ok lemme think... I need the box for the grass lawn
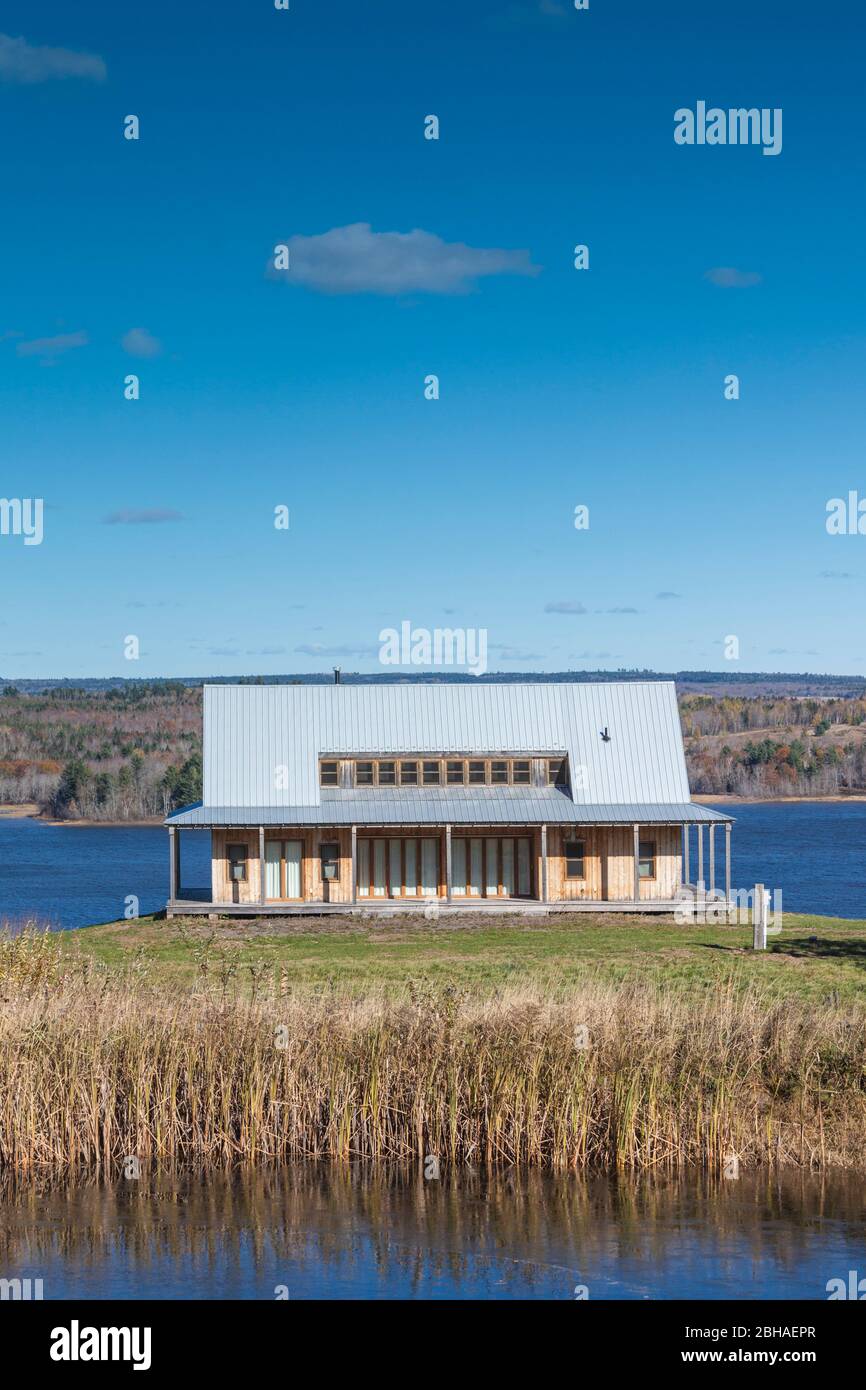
[61,910,866,1004]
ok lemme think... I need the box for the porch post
[633,823,640,904]
[540,825,548,903]
[168,825,177,902]
[709,823,716,894]
[697,824,704,889]
[258,825,265,906]
[725,822,732,904]
[350,824,357,904]
[682,823,690,885]
[445,825,452,903]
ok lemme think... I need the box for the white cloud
[0,33,106,83]
[704,267,762,289]
[121,328,162,358]
[16,330,88,363]
[103,509,183,525]
[545,601,587,614]
[295,642,378,657]
[269,223,540,296]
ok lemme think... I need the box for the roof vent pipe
[334,667,341,685]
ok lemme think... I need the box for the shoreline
[694,793,866,805]
[0,805,162,827]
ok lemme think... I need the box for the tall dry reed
[0,931,864,1174]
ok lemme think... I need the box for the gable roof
[197,681,695,809]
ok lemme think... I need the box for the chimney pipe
[334,667,341,685]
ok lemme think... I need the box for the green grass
[59,911,866,1005]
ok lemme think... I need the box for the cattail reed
[0,928,864,1175]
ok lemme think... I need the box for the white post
[753,883,767,950]
[445,824,452,903]
[697,824,704,891]
[725,822,731,906]
[351,825,357,905]
[709,823,716,894]
[168,826,177,902]
[259,826,266,906]
[682,823,690,886]
[633,823,640,904]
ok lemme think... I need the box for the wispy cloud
[103,509,184,525]
[656,591,682,600]
[295,641,379,657]
[704,266,762,289]
[268,223,540,296]
[121,327,162,358]
[819,570,852,579]
[598,606,639,615]
[0,33,106,84]
[544,601,587,615]
[16,330,87,364]
[488,643,543,661]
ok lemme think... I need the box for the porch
[165,817,734,917]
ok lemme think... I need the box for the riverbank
[4,937,866,1175]
[694,792,866,804]
[2,917,864,1174]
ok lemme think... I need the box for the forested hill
[1,682,865,820]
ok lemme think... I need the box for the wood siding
[547,825,681,902]
[211,828,352,905]
[206,824,682,905]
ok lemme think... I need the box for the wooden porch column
[633,823,640,904]
[445,824,452,903]
[725,822,732,904]
[682,823,690,886]
[709,823,716,894]
[258,826,265,905]
[168,825,177,902]
[697,824,704,889]
[350,825,357,904]
[540,825,548,903]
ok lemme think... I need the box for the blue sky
[1,0,864,679]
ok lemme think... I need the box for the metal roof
[166,791,731,828]
[198,681,695,810]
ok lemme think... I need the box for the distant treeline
[0,684,202,820]
[1,685,865,818]
[681,694,866,796]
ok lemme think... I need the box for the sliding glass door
[357,836,440,898]
[264,839,303,900]
[452,836,533,898]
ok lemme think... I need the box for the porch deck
[166,894,734,919]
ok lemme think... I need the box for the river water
[1,1168,862,1300]
[0,801,863,928]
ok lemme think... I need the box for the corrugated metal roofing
[167,793,731,828]
[199,681,694,809]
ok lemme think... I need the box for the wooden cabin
[165,681,733,916]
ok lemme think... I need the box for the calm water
[1,1168,863,1300]
[0,802,863,929]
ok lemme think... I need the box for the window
[490,760,508,784]
[446,759,466,784]
[355,761,374,786]
[320,761,339,787]
[468,759,487,784]
[227,843,248,882]
[422,760,441,785]
[378,761,396,786]
[639,840,656,880]
[320,842,340,881]
[548,757,566,786]
[512,759,530,784]
[400,760,418,786]
[564,839,585,879]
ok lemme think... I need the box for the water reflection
[1,1167,863,1299]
